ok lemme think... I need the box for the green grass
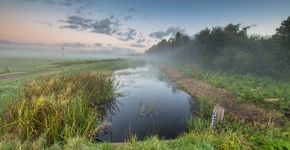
[0,58,144,112]
[1,59,289,149]
[1,72,116,146]
[0,57,66,74]
[171,63,290,113]
[0,58,146,149]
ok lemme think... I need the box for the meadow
[0,58,289,149]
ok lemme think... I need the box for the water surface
[98,65,195,142]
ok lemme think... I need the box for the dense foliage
[146,16,290,78]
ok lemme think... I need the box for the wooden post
[211,105,225,129]
[5,66,10,73]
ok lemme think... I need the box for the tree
[275,16,290,65]
[276,16,290,49]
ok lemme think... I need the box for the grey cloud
[94,42,103,47]
[91,18,119,35]
[54,42,87,48]
[143,15,150,19]
[60,0,93,6]
[36,20,53,28]
[131,43,145,48]
[60,15,138,41]
[22,0,53,4]
[0,39,45,46]
[22,0,92,6]
[0,39,92,49]
[60,15,93,30]
[128,8,138,12]
[75,1,96,14]
[60,15,120,35]
[136,38,146,43]
[117,28,137,41]
[0,39,13,45]
[124,15,133,21]
[149,27,185,39]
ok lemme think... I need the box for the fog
[0,45,139,60]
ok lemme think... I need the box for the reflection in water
[136,101,157,118]
[97,65,196,142]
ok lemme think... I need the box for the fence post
[211,105,225,129]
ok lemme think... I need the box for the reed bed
[1,72,116,146]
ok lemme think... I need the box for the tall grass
[1,72,116,146]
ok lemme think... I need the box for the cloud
[36,20,53,28]
[149,27,185,39]
[0,39,13,45]
[124,15,133,21]
[0,39,45,46]
[117,28,137,41]
[91,18,119,35]
[22,0,93,7]
[75,1,97,15]
[136,37,146,43]
[60,15,141,42]
[131,43,145,48]
[60,0,93,6]
[0,39,91,49]
[22,0,54,4]
[60,16,93,30]
[55,42,87,48]
[128,8,138,12]
[60,15,119,35]
[94,42,103,47]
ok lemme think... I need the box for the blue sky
[0,0,289,53]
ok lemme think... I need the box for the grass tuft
[2,72,116,146]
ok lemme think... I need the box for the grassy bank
[1,72,115,146]
[0,58,144,113]
[154,63,290,149]
[0,58,146,149]
[171,63,290,116]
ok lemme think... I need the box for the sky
[0,0,290,54]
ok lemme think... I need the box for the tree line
[145,16,290,78]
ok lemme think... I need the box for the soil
[159,64,287,127]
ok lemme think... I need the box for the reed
[2,72,116,145]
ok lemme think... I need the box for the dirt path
[159,64,286,127]
[0,70,56,82]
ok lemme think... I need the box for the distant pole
[5,66,10,73]
[61,47,64,57]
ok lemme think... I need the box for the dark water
[98,65,195,142]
